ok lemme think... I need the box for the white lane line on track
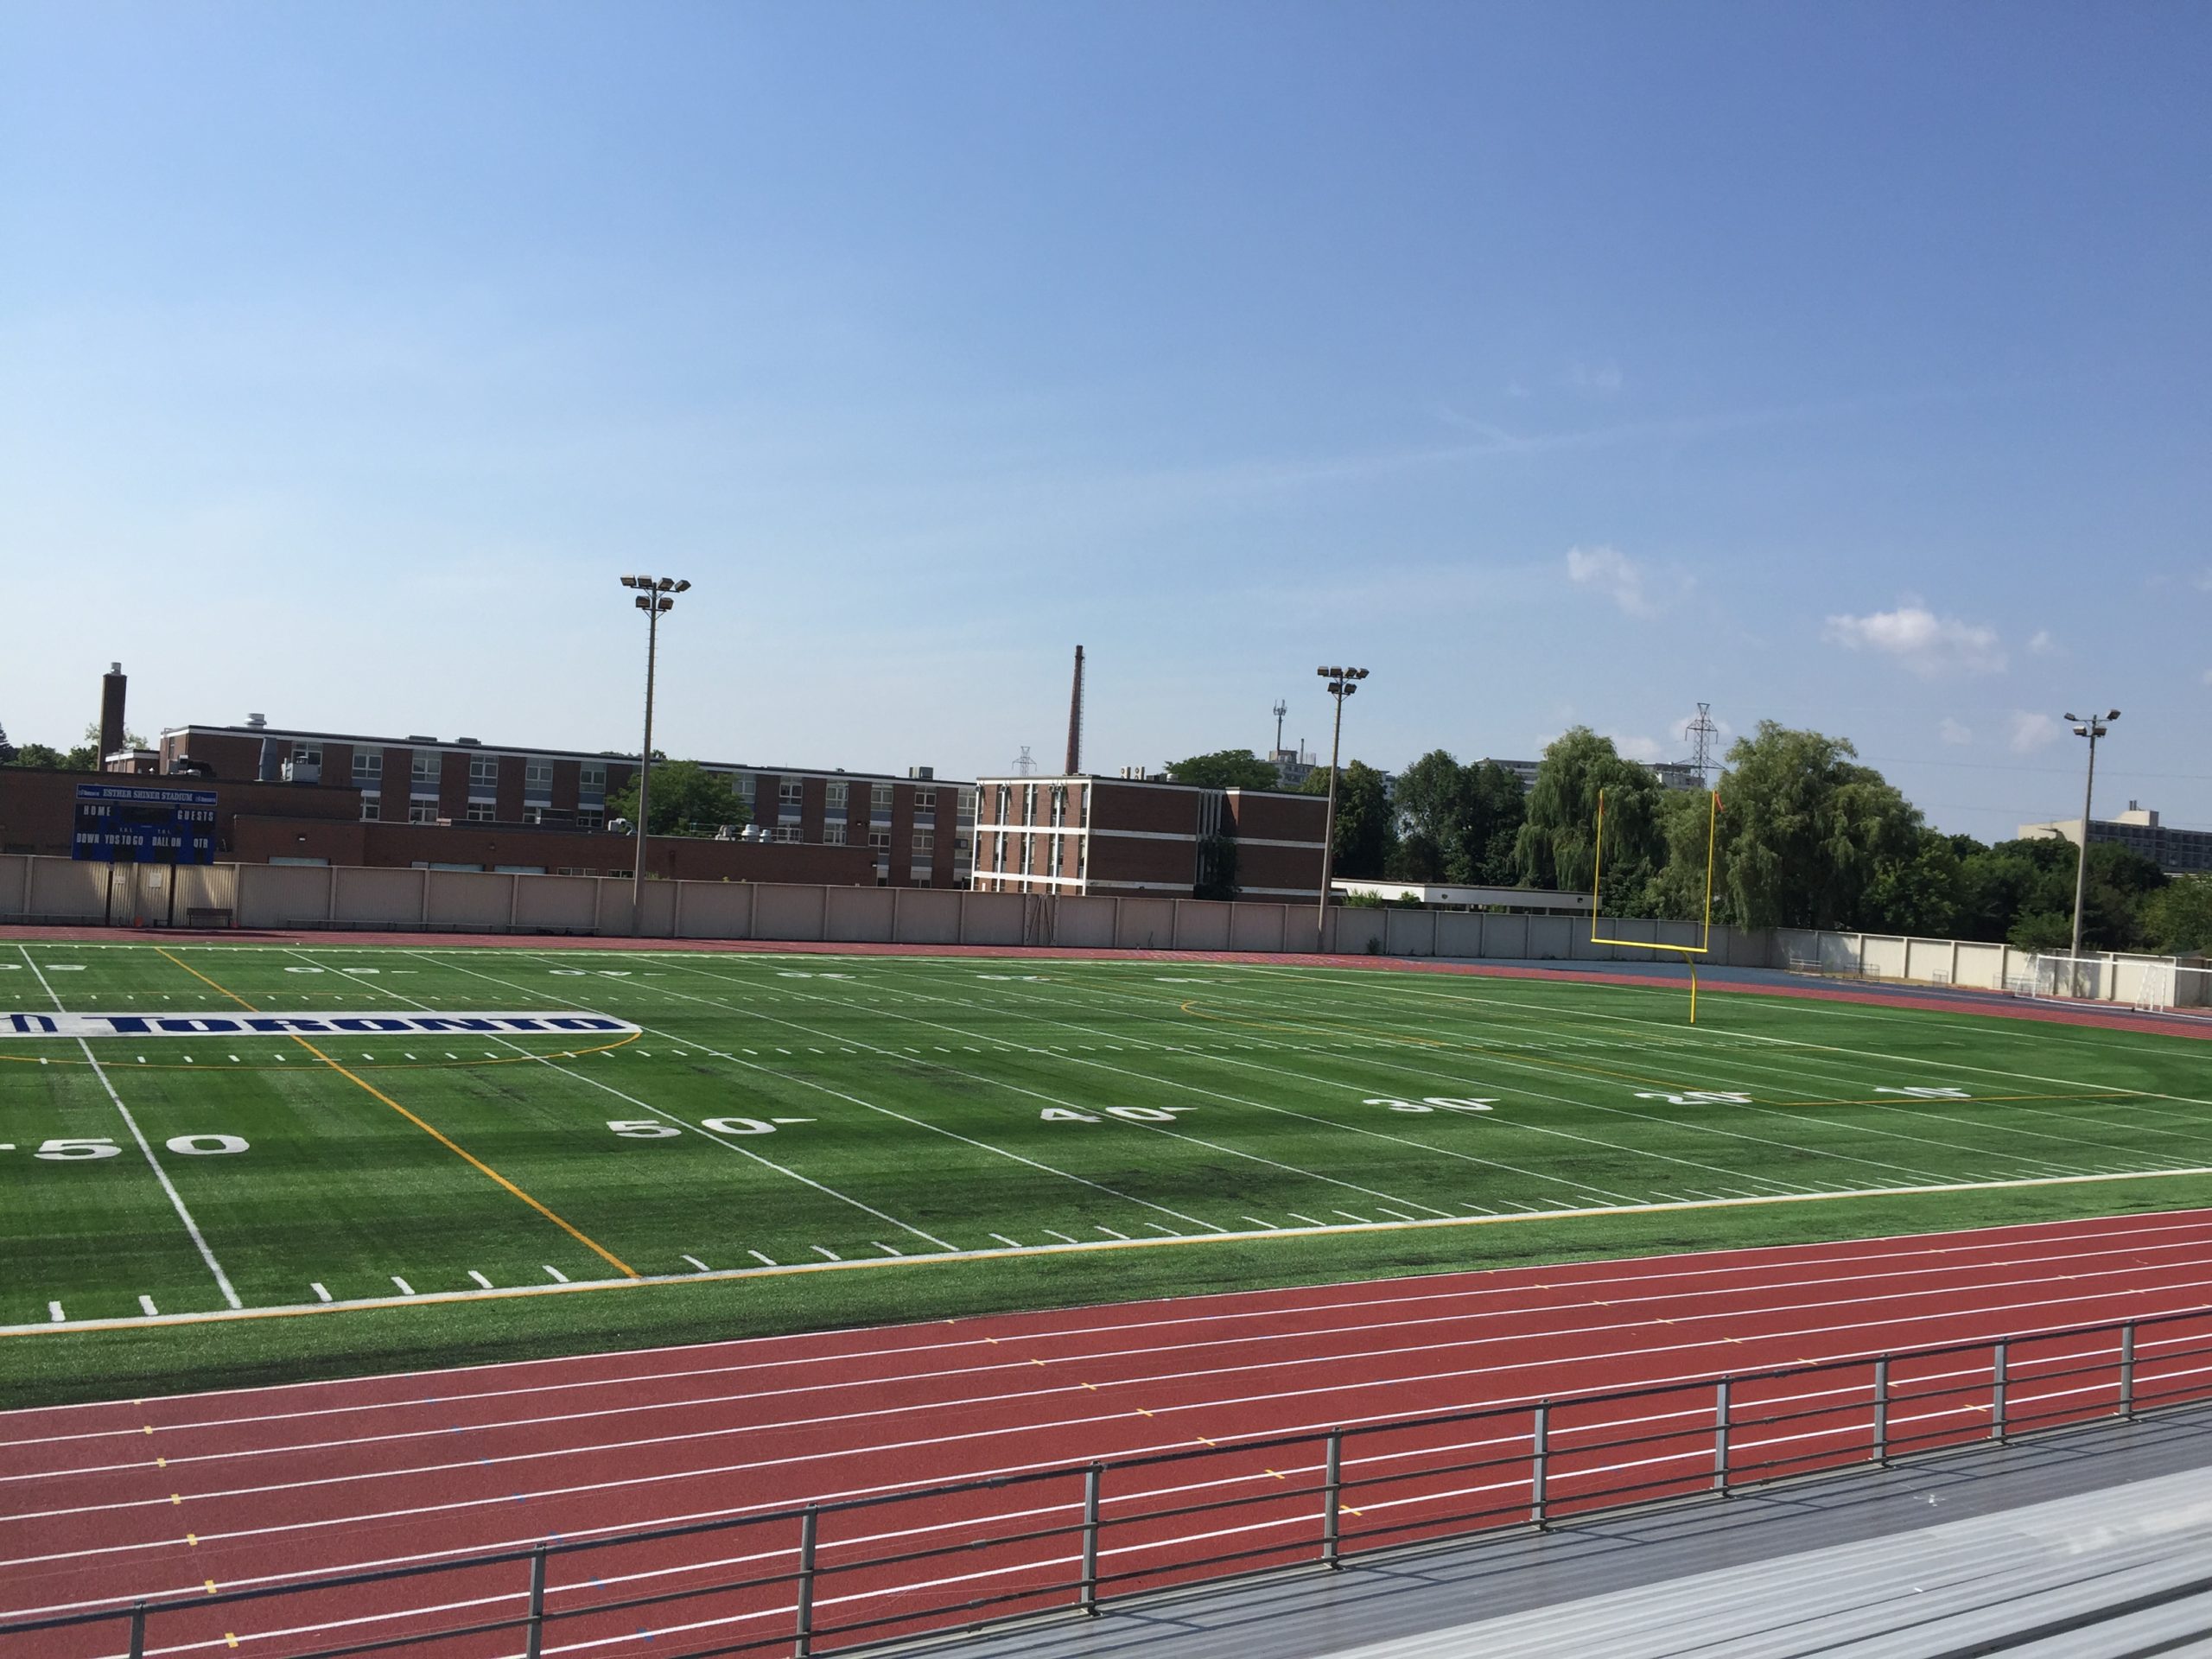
[13,1270,2211,1539]
[18,1243,2192,1484]
[23,1341,2209,1624]
[14,1206,2212,1442]
[17,944,244,1313]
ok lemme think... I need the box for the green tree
[1300,760,1395,877]
[1513,728,1662,901]
[3,741,71,769]
[1861,828,1965,938]
[65,720,148,769]
[2142,876,2212,955]
[603,761,751,838]
[1166,749,1283,790]
[1705,722,1920,929]
[1389,751,1528,886]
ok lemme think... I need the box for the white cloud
[1821,605,2006,677]
[1566,544,1655,615]
[1567,360,1624,397]
[1939,716,1974,746]
[2009,711,2063,754]
[2028,629,2056,654]
[2202,668,2212,686]
[1612,733,1668,763]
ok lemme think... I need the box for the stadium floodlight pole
[2063,708,2119,963]
[620,575,690,934]
[1314,666,1369,950]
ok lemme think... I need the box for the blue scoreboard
[73,783,219,864]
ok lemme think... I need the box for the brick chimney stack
[99,662,127,762]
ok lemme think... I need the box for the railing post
[1322,1429,1344,1568]
[129,1603,147,1659]
[524,1543,547,1659]
[1872,1357,1891,1466]
[1713,1378,1732,1494]
[794,1505,818,1657]
[2121,1322,2137,1418]
[1993,1339,2008,1443]
[1081,1463,1103,1615]
[1531,1402,1551,1529]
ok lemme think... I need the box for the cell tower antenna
[1686,702,1720,786]
[1271,698,1287,754]
[1065,645,1085,775]
[1014,745,1036,778]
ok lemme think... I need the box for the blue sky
[3,2,2207,842]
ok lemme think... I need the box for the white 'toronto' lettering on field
[0,1011,639,1039]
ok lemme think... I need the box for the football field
[5,938,2212,1398]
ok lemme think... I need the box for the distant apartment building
[157,720,976,887]
[969,773,1327,899]
[1484,757,1706,792]
[2018,803,2212,876]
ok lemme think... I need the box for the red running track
[8,1208,2212,1657]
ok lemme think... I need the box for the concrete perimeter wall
[0,855,2196,1006]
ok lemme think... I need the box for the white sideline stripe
[18,944,243,1312]
[12,1204,2211,1438]
[11,1274,2208,1541]
[11,1172,2212,1342]
[15,1243,2187,1478]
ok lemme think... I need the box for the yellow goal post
[1590,786,1720,1021]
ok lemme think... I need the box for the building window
[468,756,497,787]
[466,802,496,823]
[360,798,379,822]
[993,785,1009,822]
[823,823,846,845]
[868,829,891,850]
[408,803,436,824]
[913,830,934,854]
[779,779,802,804]
[914,788,936,810]
[772,824,802,843]
[412,752,438,785]
[1020,836,1033,874]
[871,784,892,815]
[956,836,969,854]
[522,806,543,825]
[578,809,604,831]
[992,835,1006,873]
[826,781,848,809]
[1023,784,1038,822]
[524,760,552,791]
[912,875,931,888]
[581,763,607,794]
[352,752,382,782]
[1050,835,1063,875]
[293,743,322,767]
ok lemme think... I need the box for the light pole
[1315,665,1369,950]
[2063,708,2119,966]
[620,574,690,933]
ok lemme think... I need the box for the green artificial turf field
[3,937,2210,1406]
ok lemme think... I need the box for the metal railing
[8,1303,2212,1659]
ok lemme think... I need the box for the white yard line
[17,944,242,1311]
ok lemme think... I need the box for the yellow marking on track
[187,1533,197,1546]
[156,1457,166,1467]
[1136,1408,1154,1418]
[171,1493,181,1505]
[152,947,639,1281]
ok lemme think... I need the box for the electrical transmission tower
[1014,745,1036,777]
[1685,702,1720,787]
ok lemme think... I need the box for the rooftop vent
[246,713,266,730]
[407,735,437,744]
[455,736,481,747]
[909,766,934,780]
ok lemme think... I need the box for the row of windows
[330,745,608,793]
[990,783,1087,827]
[988,831,1082,879]
[361,800,605,830]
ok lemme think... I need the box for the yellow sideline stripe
[153,947,639,1281]
[10,1163,2212,1338]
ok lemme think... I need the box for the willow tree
[1514,728,1663,903]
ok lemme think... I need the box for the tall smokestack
[99,662,127,763]
[1064,645,1084,776]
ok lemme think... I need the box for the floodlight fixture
[617,574,691,934]
[2063,705,2120,963]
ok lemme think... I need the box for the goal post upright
[1590,786,1720,1023]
